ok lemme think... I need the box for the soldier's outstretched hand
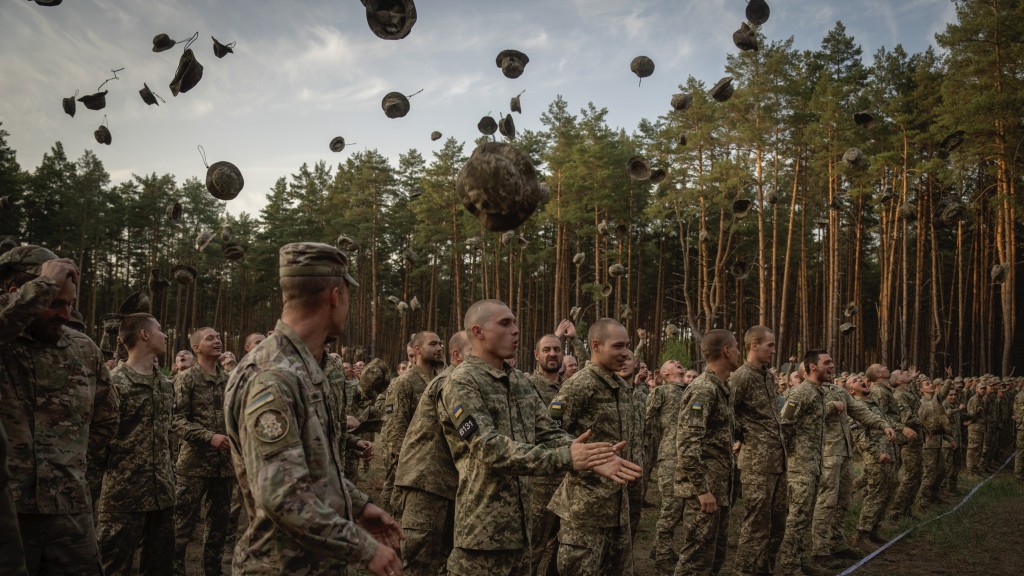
[591,445,643,485]
[569,429,616,470]
[358,503,405,549]
[366,543,403,576]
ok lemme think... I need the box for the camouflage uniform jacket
[224,320,376,574]
[919,394,950,449]
[893,386,923,445]
[630,383,648,474]
[674,368,736,504]
[381,364,435,457]
[941,399,963,447]
[528,369,565,489]
[439,355,574,550]
[1013,392,1024,432]
[548,363,640,529]
[729,361,785,474]
[869,381,906,431]
[821,383,889,458]
[394,365,458,500]
[99,365,175,512]
[849,396,893,462]
[0,286,118,514]
[173,363,233,477]
[780,379,826,477]
[966,394,986,425]
[645,380,687,464]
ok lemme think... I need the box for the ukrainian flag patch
[453,404,464,419]
[550,401,563,411]
[691,402,703,410]
[245,392,275,415]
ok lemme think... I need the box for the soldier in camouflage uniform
[548,319,643,576]
[965,380,988,474]
[890,370,924,519]
[97,313,175,576]
[172,326,236,576]
[393,331,472,576]
[645,359,690,570]
[846,374,895,551]
[671,329,739,576]
[555,319,587,369]
[775,350,834,576]
[0,246,119,576]
[562,355,580,379]
[224,242,403,576]
[382,331,444,514]
[728,326,788,576]
[322,353,375,484]
[439,300,641,576]
[1013,387,1024,482]
[811,373,893,566]
[525,332,567,576]
[915,378,951,511]
[615,346,648,547]
[941,387,965,492]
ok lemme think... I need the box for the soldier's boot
[833,547,865,561]
[801,558,834,576]
[868,529,888,545]
[851,531,878,553]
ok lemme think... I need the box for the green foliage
[659,338,694,369]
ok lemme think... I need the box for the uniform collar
[117,364,164,388]
[274,319,326,385]
[586,362,625,390]
[464,354,513,380]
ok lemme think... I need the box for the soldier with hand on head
[890,369,924,520]
[0,246,119,576]
[225,242,404,576]
[97,313,175,576]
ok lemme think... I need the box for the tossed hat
[730,260,750,280]
[408,186,424,199]
[386,295,400,307]
[511,90,524,113]
[598,219,609,235]
[199,146,244,201]
[358,357,390,397]
[664,323,680,337]
[496,49,530,79]
[699,229,709,243]
[619,305,632,321]
[409,295,421,311]
[430,130,442,141]
[397,300,409,314]
[898,202,918,221]
[732,198,753,218]
[78,91,108,111]
[733,22,758,52]
[0,235,17,255]
[456,142,545,232]
[843,147,864,167]
[843,302,858,317]
[677,133,688,147]
[477,115,498,136]
[746,0,770,25]
[62,90,77,117]
[573,252,585,266]
[139,83,165,106]
[710,77,734,102]
[991,263,1009,283]
[279,241,359,287]
[119,290,151,315]
[499,115,516,140]
[569,305,583,324]
[853,111,874,126]
[195,230,214,251]
[0,244,58,279]
[465,236,481,247]
[941,201,965,225]
[650,168,667,184]
[362,0,417,40]
[330,136,347,153]
[764,187,778,205]
[671,93,693,111]
[220,225,233,242]
[166,201,183,221]
[170,263,198,285]
[32,0,64,5]
[608,263,625,277]
[630,56,655,83]
[839,322,857,335]
[402,245,417,263]
[879,187,896,203]
[148,268,170,292]
[627,156,651,180]
[336,234,356,252]
[169,41,204,96]
[599,283,613,298]
[222,241,246,261]
[940,129,965,152]
[382,90,419,118]
[152,33,177,52]
[212,36,235,58]
[94,122,112,146]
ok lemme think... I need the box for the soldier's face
[27,276,76,344]
[593,324,630,373]
[563,356,579,377]
[810,353,835,382]
[354,361,365,376]
[419,333,445,367]
[192,329,222,359]
[683,369,698,384]
[751,333,776,365]
[477,305,519,360]
[534,335,563,374]
[175,351,194,369]
[144,320,167,355]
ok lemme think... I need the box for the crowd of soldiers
[1,241,1023,576]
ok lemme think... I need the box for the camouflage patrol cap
[0,244,58,278]
[279,242,359,287]
[357,357,390,397]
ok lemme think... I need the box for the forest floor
[186,445,1023,576]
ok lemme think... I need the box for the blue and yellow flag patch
[245,392,275,415]
[550,401,563,411]
[691,402,703,410]
[452,404,464,419]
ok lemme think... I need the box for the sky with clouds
[2,0,958,217]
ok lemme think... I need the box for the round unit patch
[253,408,289,442]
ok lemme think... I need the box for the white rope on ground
[837,452,1017,575]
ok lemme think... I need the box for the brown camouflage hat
[671,93,693,111]
[649,168,667,184]
[382,91,411,118]
[431,130,442,141]
[171,263,198,285]
[0,244,58,278]
[149,268,170,292]
[358,357,390,397]
[94,124,112,145]
[733,198,753,218]
[496,49,530,79]
[456,142,546,231]
[853,111,874,126]
[730,260,750,280]
[212,36,235,58]
[139,83,164,106]
[511,90,524,113]
[746,0,770,25]
[152,33,177,52]
[169,48,204,96]
[733,22,758,51]
[839,322,856,335]
[710,77,734,102]
[627,156,651,180]
[279,242,359,287]
[118,290,151,315]
[330,136,347,153]
[499,115,516,140]
[206,161,244,201]
[77,90,108,110]
[630,56,655,81]
[477,115,498,136]
[991,263,1009,283]
[362,0,417,40]
[62,91,76,117]
[166,201,183,220]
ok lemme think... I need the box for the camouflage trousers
[396,487,455,576]
[1015,430,1024,481]
[653,460,685,567]
[890,442,922,517]
[775,472,819,575]
[0,485,27,576]
[965,424,985,473]
[530,480,561,576]
[855,459,896,534]
[380,453,398,515]
[734,470,787,576]
[556,520,632,576]
[916,446,944,507]
[628,474,644,544]
[97,507,173,576]
[941,444,961,491]
[19,512,102,576]
[446,547,529,576]
[672,498,730,576]
[173,476,234,576]
[811,456,853,557]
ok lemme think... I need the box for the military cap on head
[279,242,359,287]
[0,244,58,278]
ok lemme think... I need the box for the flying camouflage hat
[139,83,164,106]
[78,91,108,111]
[627,156,651,180]
[573,252,585,266]
[171,263,198,285]
[746,0,770,25]
[499,115,516,140]
[169,48,204,96]
[854,111,874,126]
[710,77,734,102]
[671,93,693,111]
[62,91,77,117]
[456,142,546,232]
[165,201,182,221]
[991,263,1009,283]
[839,322,857,335]
[149,268,170,292]
[608,263,625,277]
[730,260,750,280]
[511,91,524,113]
[843,301,858,317]
[330,136,347,153]
[206,161,244,201]
[733,22,758,52]
[430,130,442,141]
[477,115,498,136]
[222,241,246,261]
[94,124,112,145]
[898,202,918,221]
[119,290,151,315]
[212,37,235,58]
[496,49,529,79]
[733,198,753,218]
[362,0,417,40]
[0,244,58,280]
[152,33,177,52]
[940,129,965,152]
[279,242,359,287]
[677,133,688,147]
[649,168,667,184]
[843,147,865,168]
[358,357,390,397]
[630,56,655,82]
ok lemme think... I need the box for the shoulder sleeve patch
[456,414,478,440]
[252,408,289,443]
[245,391,275,415]
[781,399,798,420]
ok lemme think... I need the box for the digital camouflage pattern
[851,394,897,536]
[644,379,687,567]
[439,354,574,554]
[941,396,964,490]
[891,385,923,517]
[917,393,950,507]
[0,276,59,342]
[225,320,378,574]
[382,364,435,458]
[555,520,631,576]
[627,382,646,545]
[728,361,787,576]
[526,369,564,574]
[966,392,987,473]
[172,363,233,477]
[0,419,28,576]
